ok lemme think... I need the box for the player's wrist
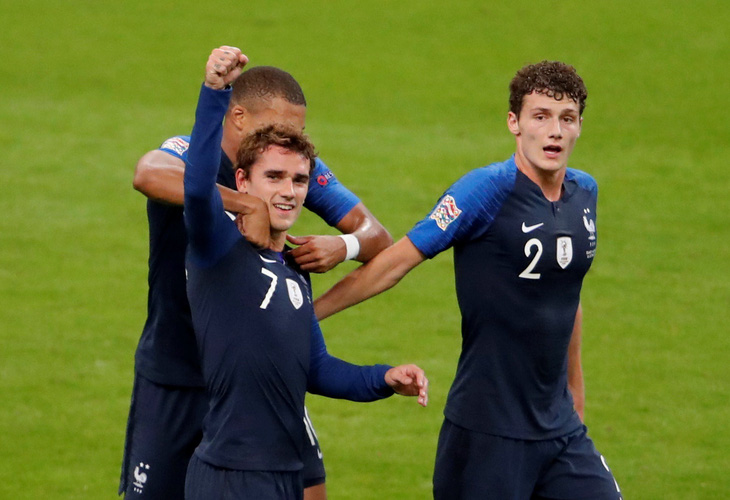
[338,234,360,261]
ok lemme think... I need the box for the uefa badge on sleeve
[429,195,462,231]
[557,236,573,269]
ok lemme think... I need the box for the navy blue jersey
[134,129,359,388]
[184,84,393,471]
[408,156,597,440]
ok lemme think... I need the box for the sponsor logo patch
[160,137,189,156]
[429,195,462,231]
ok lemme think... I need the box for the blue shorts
[119,373,325,497]
[186,454,303,500]
[433,419,622,500]
[119,373,207,498]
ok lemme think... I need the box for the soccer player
[314,61,622,499]
[120,63,392,499]
[182,46,427,499]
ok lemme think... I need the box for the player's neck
[269,231,287,252]
[514,155,566,202]
[221,130,238,164]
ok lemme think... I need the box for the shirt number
[519,238,542,280]
[260,268,278,309]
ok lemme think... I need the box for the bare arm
[567,302,585,422]
[133,149,271,248]
[314,236,425,321]
[287,202,394,273]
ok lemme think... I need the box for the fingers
[286,234,312,245]
[205,45,248,90]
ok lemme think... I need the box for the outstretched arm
[314,236,425,321]
[567,303,585,422]
[184,46,250,262]
[307,315,428,407]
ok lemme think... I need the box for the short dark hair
[231,66,306,113]
[235,124,316,178]
[509,61,587,117]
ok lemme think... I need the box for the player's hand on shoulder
[205,45,249,90]
[286,234,347,273]
[385,364,429,408]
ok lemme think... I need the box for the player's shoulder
[565,167,598,193]
[453,157,518,194]
[159,135,191,158]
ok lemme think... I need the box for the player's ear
[228,105,247,131]
[507,111,520,136]
[235,168,248,193]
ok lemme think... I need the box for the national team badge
[583,208,596,241]
[557,237,573,269]
[286,278,304,309]
[429,195,462,231]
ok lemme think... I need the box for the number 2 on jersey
[519,238,542,280]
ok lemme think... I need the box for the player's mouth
[273,203,295,212]
[543,144,563,158]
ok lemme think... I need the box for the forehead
[521,91,580,115]
[250,98,306,128]
[251,145,310,176]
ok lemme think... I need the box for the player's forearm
[351,220,393,262]
[185,85,231,200]
[335,203,393,263]
[307,316,394,401]
[184,84,232,257]
[568,303,585,421]
[314,246,408,320]
[133,154,245,211]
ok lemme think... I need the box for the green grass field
[1,1,728,498]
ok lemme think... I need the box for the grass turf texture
[1,1,728,498]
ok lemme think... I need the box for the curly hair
[235,124,316,177]
[509,61,587,117]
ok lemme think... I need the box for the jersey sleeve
[183,84,240,266]
[159,135,192,161]
[407,165,514,258]
[307,314,394,401]
[303,158,361,227]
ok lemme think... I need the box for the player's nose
[278,178,295,198]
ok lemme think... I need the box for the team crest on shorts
[286,279,304,309]
[430,195,462,231]
[160,137,189,156]
[557,236,573,269]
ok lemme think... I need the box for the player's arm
[287,202,393,273]
[314,236,425,321]
[134,146,269,248]
[567,302,585,422]
[184,47,250,262]
[307,315,428,406]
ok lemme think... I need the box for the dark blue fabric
[433,420,621,500]
[184,84,393,471]
[408,156,597,440]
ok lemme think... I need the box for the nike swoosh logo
[259,255,277,264]
[522,222,544,233]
